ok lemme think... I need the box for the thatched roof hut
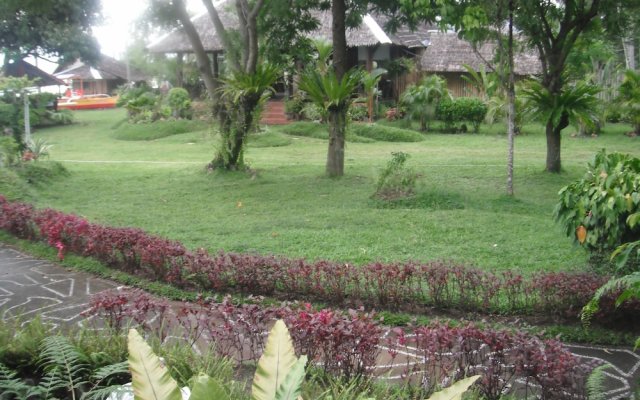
[54,55,147,95]
[147,7,432,54]
[420,32,541,76]
[3,59,65,86]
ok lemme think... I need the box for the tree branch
[236,0,249,70]
[171,0,218,97]
[201,0,242,71]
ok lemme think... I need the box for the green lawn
[25,108,640,272]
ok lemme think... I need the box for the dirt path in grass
[0,243,637,399]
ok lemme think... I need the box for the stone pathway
[0,243,638,398]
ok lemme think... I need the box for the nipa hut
[54,55,147,96]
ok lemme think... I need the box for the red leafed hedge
[84,288,597,399]
[0,195,637,321]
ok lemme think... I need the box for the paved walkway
[0,243,638,399]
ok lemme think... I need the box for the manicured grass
[25,108,640,271]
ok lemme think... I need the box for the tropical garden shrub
[373,152,418,200]
[554,150,640,273]
[167,87,192,119]
[436,97,488,133]
[618,69,640,135]
[387,324,596,399]
[284,92,307,120]
[400,74,450,131]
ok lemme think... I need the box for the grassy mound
[112,119,208,141]
[279,122,374,142]
[349,123,426,142]
[0,168,33,200]
[248,131,292,148]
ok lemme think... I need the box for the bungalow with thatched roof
[146,6,433,96]
[419,32,541,97]
[54,55,147,96]
[147,5,541,100]
[3,59,66,87]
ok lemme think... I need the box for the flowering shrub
[1,197,638,322]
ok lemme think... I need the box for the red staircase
[260,99,290,125]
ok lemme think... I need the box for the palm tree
[212,64,279,170]
[400,75,450,132]
[298,68,363,177]
[521,79,600,168]
[618,69,640,135]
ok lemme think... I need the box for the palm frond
[299,68,363,112]
[219,63,280,104]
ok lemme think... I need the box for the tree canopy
[0,0,102,64]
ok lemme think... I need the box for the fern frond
[81,384,132,400]
[0,362,43,398]
[39,335,90,397]
[93,361,129,382]
[586,364,612,400]
[581,271,640,326]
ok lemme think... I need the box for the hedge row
[0,196,636,322]
[86,288,595,399]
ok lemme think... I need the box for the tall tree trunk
[332,0,347,79]
[623,37,636,70]
[327,0,348,176]
[176,52,184,88]
[506,0,516,196]
[545,121,562,172]
[326,109,346,177]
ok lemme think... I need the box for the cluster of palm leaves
[399,75,450,131]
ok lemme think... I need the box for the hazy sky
[93,0,152,59]
[93,0,206,59]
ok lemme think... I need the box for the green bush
[554,150,640,273]
[167,87,192,119]
[301,102,324,121]
[0,136,20,167]
[0,102,17,130]
[348,104,368,121]
[373,152,419,200]
[284,93,306,120]
[0,168,33,200]
[112,119,207,141]
[436,97,488,133]
[348,123,425,142]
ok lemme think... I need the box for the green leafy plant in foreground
[128,320,478,400]
[554,149,640,273]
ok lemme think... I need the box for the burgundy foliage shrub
[387,324,595,400]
